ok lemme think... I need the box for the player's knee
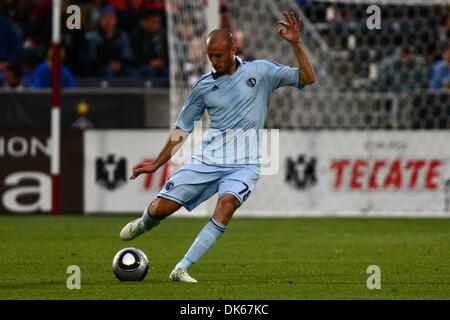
[219,194,241,210]
[215,194,241,223]
[221,200,240,214]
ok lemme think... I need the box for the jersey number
[238,183,252,202]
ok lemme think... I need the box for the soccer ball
[112,247,149,281]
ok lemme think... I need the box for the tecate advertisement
[243,131,450,217]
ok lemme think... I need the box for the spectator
[85,6,135,76]
[78,0,108,32]
[26,0,52,50]
[220,6,253,61]
[16,0,52,73]
[61,1,91,76]
[0,15,22,74]
[173,18,205,87]
[377,46,428,92]
[0,0,29,36]
[437,14,450,43]
[31,48,75,88]
[1,61,23,89]
[429,42,450,91]
[131,11,168,78]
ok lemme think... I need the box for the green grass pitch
[0,216,449,300]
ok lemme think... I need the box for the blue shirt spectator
[31,49,75,88]
[429,43,450,90]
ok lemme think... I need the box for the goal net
[164,0,450,215]
[221,0,450,129]
[165,0,210,126]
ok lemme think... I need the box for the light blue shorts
[158,158,260,211]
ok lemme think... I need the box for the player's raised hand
[278,10,302,44]
[130,161,158,180]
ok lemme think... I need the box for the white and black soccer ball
[112,247,149,281]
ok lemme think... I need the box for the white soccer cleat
[120,218,145,241]
[169,268,198,283]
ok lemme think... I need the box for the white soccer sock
[141,206,162,231]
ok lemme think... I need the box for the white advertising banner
[85,130,450,217]
[242,131,450,217]
[84,130,211,215]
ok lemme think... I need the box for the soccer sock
[140,206,162,231]
[176,218,227,270]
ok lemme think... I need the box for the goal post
[165,0,220,216]
[51,0,61,215]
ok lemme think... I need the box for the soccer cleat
[120,218,146,241]
[169,268,198,283]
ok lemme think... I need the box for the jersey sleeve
[174,83,206,133]
[258,60,304,91]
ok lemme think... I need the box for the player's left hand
[130,161,158,180]
[278,10,302,44]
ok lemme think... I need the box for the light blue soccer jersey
[175,58,303,166]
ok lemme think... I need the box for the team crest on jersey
[165,180,175,191]
[246,77,256,87]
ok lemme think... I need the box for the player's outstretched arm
[129,128,189,180]
[278,10,315,85]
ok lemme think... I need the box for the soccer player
[120,11,315,283]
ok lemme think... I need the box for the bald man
[120,11,315,283]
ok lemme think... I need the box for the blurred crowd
[377,42,450,92]
[0,0,449,92]
[0,0,253,89]
[0,0,169,88]
[298,1,450,92]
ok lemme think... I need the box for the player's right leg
[120,197,181,241]
[169,164,260,282]
[169,194,240,283]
